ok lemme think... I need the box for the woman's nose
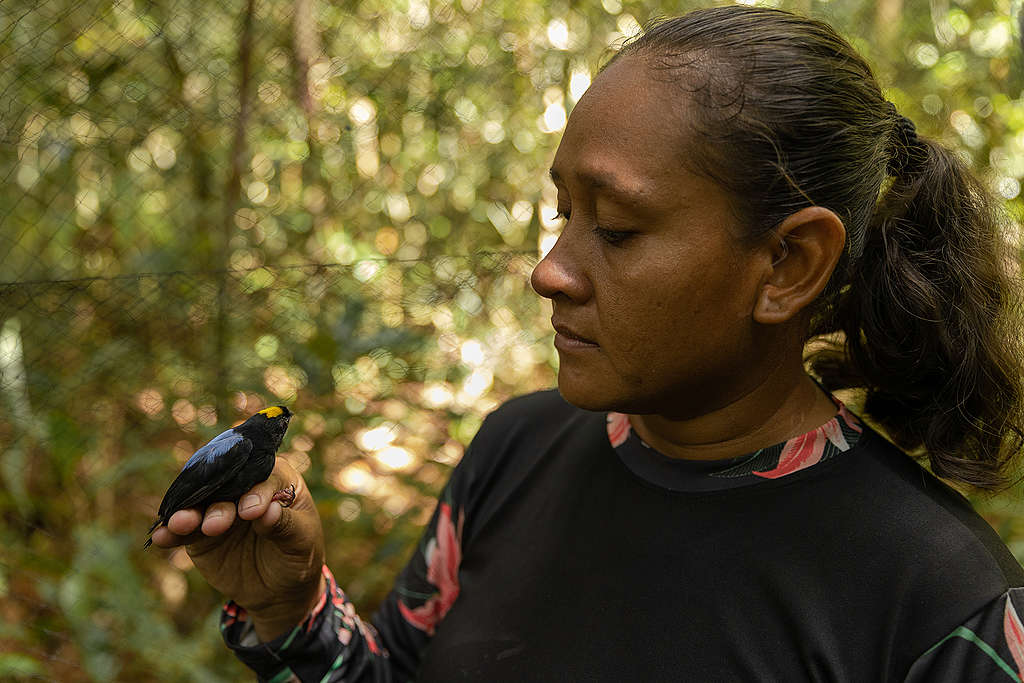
[530,232,592,303]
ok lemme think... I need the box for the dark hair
[616,6,1024,491]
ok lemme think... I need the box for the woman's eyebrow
[548,168,649,207]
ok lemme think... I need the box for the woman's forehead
[556,57,695,174]
[552,62,706,204]
[570,57,674,130]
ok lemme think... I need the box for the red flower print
[607,412,631,448]
[398,502,464,635]
[821,417,849,452]
[1004,595,1024,680]
[305,589,328,633]
[754,427,826,479]
[222,602,247,628]
[357,617,383,655]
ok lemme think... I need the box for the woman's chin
[555,373,626,413]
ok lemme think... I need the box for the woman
[153,6,1024,681]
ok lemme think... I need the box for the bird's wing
[158,432,254,515]
[183,428,243,469]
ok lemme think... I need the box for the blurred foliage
[2,0,1024,679]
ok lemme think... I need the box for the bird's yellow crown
[258,406,284,418]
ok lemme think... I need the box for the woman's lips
[552,322,599,351]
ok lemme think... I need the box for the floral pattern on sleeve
[221,564,391,682]
[1004,595,1024,680]
[398,500,465,635]
[904,588,1024,681]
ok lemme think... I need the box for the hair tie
[885,102,924,176]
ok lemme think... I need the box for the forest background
[3,0,1024,680]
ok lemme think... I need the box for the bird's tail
[143,517,163,549]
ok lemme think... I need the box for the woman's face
[531,55,772,418]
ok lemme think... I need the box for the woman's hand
[150,458,326,641]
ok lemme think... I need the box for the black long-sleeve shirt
[223,390,1024,681]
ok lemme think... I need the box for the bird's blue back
[184,429,244,470]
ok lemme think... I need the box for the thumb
[251,500,288,536]
[243,459,321,546]
[237,457,305,521]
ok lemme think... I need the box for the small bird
[144,405,295,549]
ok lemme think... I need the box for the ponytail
[813,139,1024,491]
[620,6,1024,490]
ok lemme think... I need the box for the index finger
[167,508,203,535]
[150,508,204,548]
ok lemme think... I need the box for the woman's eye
[593,226,633,245]
[554,211,631,245]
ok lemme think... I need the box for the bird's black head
[243,405,292,447]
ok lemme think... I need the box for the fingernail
[207,507,224,520]
[240,494,261,511]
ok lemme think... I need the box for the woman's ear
[753,206,846,324]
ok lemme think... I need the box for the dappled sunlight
[3,0,1023,679]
